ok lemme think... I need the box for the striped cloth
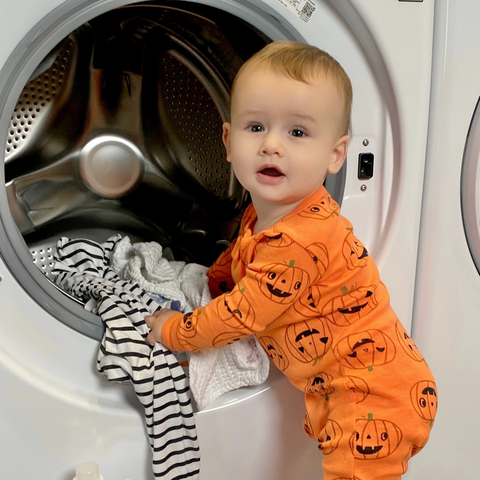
[53,235,200,480]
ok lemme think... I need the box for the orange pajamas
[162,186,436,480]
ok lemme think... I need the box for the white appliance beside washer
[409,1,480,478]
[0,1,433,479]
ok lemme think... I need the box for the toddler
[145,41,436,480]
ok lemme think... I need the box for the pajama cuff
[162,312,187,351]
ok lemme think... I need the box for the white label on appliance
[275,0,317,23]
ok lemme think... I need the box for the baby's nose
[260,132,284,156]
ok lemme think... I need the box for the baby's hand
[145,308,179,346]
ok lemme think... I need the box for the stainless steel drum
[4,4,269,320]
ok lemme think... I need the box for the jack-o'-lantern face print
[231,232,260,268]
[258,336,289,371]
[208,269,234,294]
[294,286,322,317]
[178,312,197,338]
[285,318,332,363]
[212,331,242,347]
[323,286,378,326]
[305,373,334,397]
[395,320,424,362]
[306,242,329,278]
[411,380,437,423]
[217,287,256,331]
[209,244,236,293]
[334,330,396,370]
[350,416,403,460]
[257,261,308,304]
[346,376,370,403]
[343,231,369,270]
[298,197,340,220]
[264,232,294,248]
[304,412,315,439]
[318,419,343,455]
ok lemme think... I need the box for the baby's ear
[222,122,232,163]
[328,135,350,175]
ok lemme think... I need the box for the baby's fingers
[144,309,178,346]
[144,314,155,328]
[144,315,159,345]
[146,330,156,346]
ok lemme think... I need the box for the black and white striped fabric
[53,235,200,480]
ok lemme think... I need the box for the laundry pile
[110,235,270,410]
[52,234,269,478]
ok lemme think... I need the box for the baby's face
[222,66,349,210]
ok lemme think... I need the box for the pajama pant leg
[304,323,436,480]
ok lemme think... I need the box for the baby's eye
[248,124,264,133]
[290,128,307,138]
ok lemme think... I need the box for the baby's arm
[151,236,319,352]
[143,240,236,348]
[144,241,237,347]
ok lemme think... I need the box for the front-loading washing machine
[409,1,480,478]
[0,1,433,479]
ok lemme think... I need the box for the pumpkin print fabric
[161,186,437,480]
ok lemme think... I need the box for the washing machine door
[0,1,433,479]
[462,98,480,274]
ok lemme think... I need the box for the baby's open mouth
[259,167,284,177]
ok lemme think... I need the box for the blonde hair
[231,41,353,136]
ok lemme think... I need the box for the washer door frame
[0,0,399,339]
[462,97,480,275]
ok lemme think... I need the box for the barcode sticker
[275,0,317,23]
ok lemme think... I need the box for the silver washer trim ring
[461,97,480,275]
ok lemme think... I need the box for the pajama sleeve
[207,205,256,298]
[206,240,236,298]
[162,234,318,352]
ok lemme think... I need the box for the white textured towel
[111,237,270,410]
[188,335,270,410]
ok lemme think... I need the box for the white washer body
[0,1,433,479]
[410,1,480,478]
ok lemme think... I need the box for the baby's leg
[307,354,436,478]
[315,406,431,480]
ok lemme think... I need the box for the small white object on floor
[73,462,104,480]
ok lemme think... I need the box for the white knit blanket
[111,236,270,411]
